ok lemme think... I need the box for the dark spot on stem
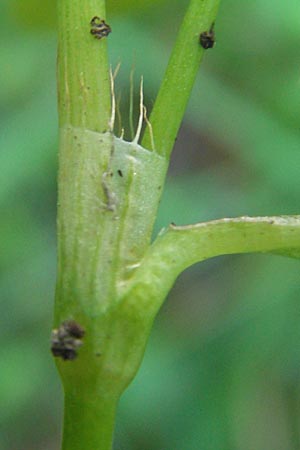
[199,23,215,49]
[90,16,112,40]
[117,169,123,177]
[51,320,85,361]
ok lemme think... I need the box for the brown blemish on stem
[90,17,112,40]
[199,23,215,49]
[51,320,85,361]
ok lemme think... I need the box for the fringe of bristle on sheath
[109,66,155,150]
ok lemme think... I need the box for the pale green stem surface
[57,0,111,130]
[123,216,300,319]
[55,126,167,450]
[142,0,221,157]
[56,1,117,449]
[62,391,117,450]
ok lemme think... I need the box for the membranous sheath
[56,125,168,316]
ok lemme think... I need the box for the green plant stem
[55,1,231,449]
[62,391,117,450]
[54,0,300,447]
[57,0,111,130]
[56,1,117,449]
[142,0,221,157]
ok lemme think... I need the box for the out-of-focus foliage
[1,0,300,449]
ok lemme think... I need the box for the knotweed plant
[53,0,300,448]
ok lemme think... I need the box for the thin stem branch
[142,0,221,157]
[123,216,300,319]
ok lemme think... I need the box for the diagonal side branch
[142,0,221,157]
[123,216,300,319]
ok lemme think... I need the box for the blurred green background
[1,0,300,448]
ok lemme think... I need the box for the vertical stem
[56,1,116,449]
[57,0,111,131]
[62,391,117,450]
[142,0,221,157]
